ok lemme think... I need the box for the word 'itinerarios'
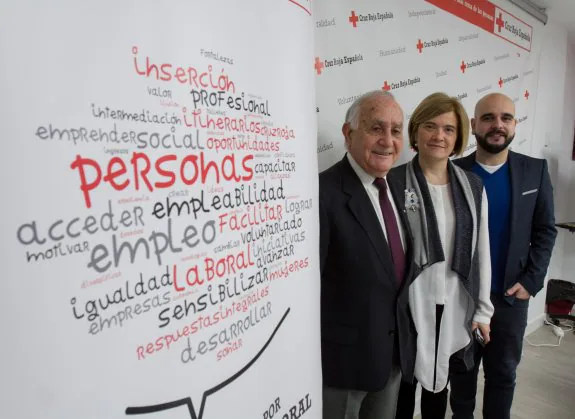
[70,152,254,208]
[183,108,295,140]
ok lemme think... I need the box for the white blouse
[410,183,494,392]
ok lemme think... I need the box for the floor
[416,322,575,418]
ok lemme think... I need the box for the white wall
[527,19,575,331]
[557,44,575,280]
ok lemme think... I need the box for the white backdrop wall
[558,42,575,281]
[314,0,543,168]
[0,1,321,418]
[527,20,571,328]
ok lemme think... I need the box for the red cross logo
[524,90,530,100]
[498,77,504,88]
[460,60,467,73]
[496,13,505,32]
[349,10,359,27]
[314,57,324,75]
[382,81,391,91]
[417,39,424,53]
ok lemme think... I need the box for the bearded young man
[450,93,557,419]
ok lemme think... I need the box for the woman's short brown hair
[408,92,470,156]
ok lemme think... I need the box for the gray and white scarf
[404,156,483,301]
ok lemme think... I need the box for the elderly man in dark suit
[319,91,416,419]
[450,93,557,419]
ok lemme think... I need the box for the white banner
[0,1,320,418]
[314,0,543,170]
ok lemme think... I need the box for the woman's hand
[472,321,491,344]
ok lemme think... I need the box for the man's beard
[475,129,515,154]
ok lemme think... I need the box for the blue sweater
[472,162,511,293]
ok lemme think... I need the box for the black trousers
[395,304,449,419]
[449,294,529,419]
[395,380,448,419]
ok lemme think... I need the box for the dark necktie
[373,178,405,286]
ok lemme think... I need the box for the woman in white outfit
[391,93,494,419]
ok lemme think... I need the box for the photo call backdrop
[315,0,543,170]
[0,0,541,418]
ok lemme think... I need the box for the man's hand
[472,322,491,344]
[506,282,531,300]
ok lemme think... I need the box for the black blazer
[454,151,557,300]
[319,156,417,391]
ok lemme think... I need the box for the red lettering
[188,67,199,87]
[173,264,185,292]
[222,155,241,182]
[155,336,164,351]
[204,246,254,282]
[175,67,187,83]
[165,334,174,349]
[131,152,153,192]
[133,49,235,91]
[154,154,177,188]
[242,155,254,180]
[199,72,209,88]
[145,57,159,79]
[159,63,172,81]
[201,152,220,183]
[132,47,145,75]
[180,155,199,185]
[70,155,102,209]
[205,258,215,282]
[71,152,249,207]
[186,266,203,287]
[103,157,129,191]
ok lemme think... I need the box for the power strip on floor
[551,324,565,338]
[524,320,569,348]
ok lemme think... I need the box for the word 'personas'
[70,151,254,208]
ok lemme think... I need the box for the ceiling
[529,0,575,46]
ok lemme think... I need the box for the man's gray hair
[344,90,396,129]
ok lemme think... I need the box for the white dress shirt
[347,153,406,250]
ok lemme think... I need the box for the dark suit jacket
[319,156,417,391]
[454,151,557,300]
